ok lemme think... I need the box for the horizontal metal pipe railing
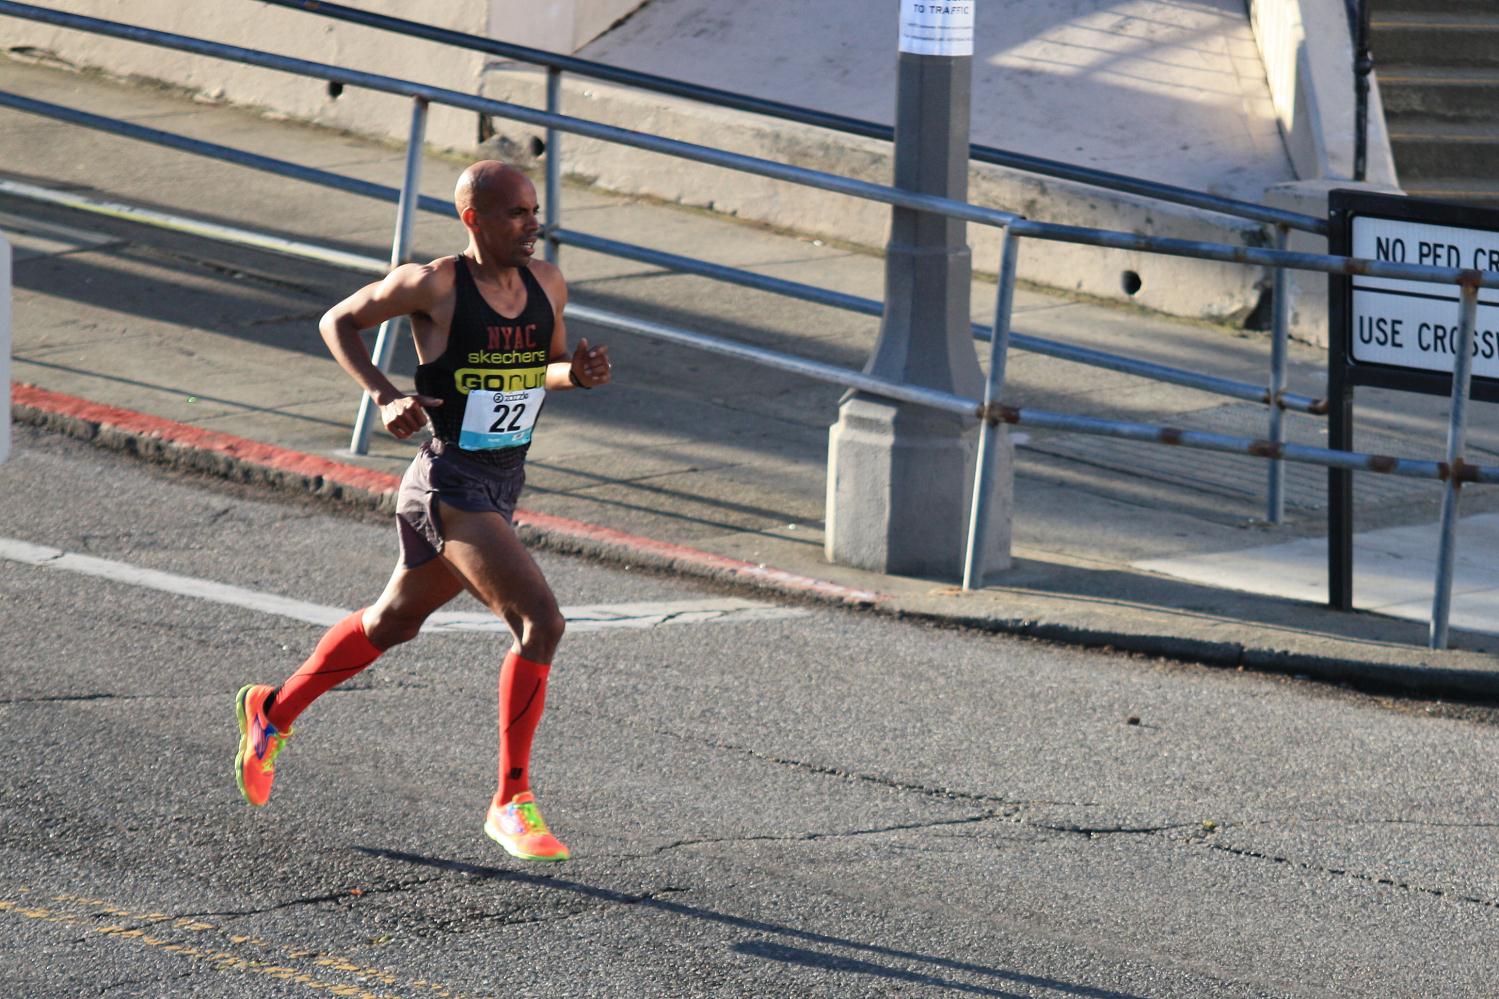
[569,301,1499,484]
[253,0,1327,235]
[0,89,454,217]
[0,84,1324,417]
[0,64,1334,421]
[569,302,980,419]
[553,227,1326,413]
[1010,217,1499,288]
[0,177,390,272]
[1,3,1491,293]
[994,407,1499,484]
[0,93,1324,423]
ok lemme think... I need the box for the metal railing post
[544,67,561,265]
[1267,225,1289,523]
[1351,0,1373,183]
[963,227,1020,591]
[350,96,428,456]
[1429,282,1479,649]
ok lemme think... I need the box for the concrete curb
[12,382,1499,701]
[10,383,883,607]
[889,607,1499,701]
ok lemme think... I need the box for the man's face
[468,176,541,266]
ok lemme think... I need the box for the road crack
[647,724,1094,811]
[649,811,1009,855]
[1199,838,1499,910]
[0,692,171,705]
[1031,822,1200,837]
[174,876,438,921]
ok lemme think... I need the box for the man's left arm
[537,263,610,391]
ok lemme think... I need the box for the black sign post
[1327,190,1499,612]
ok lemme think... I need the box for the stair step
[1378,65,1499,122]
[1371,13,1499,68]
[1388,120,1499,180]
[1390,145,1499,183]
[1375,0,1497,14]
[1401,179,1499,209]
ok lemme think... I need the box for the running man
[233,161,610,862]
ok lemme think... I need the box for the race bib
[459,383,545,449]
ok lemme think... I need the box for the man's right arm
[320,261,445,440]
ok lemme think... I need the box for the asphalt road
[3,425,1499,998]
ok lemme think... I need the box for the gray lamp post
[826,0,1010,580]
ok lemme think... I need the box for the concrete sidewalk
[5,55,1499,696]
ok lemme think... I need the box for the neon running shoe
[484,791,570,862]
[235,683,290,807]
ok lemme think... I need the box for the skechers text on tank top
[415,255,555,468]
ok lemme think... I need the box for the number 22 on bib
[459,385,545,449]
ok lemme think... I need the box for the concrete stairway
[1374,0,1499,206]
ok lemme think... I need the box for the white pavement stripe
[0,536,808,633]
[427,598,807,633]
[0,536,349,627]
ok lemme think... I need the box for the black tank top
[415,255,555,468]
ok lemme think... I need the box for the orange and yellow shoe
[484,791,570,862]
[235,683,290,807]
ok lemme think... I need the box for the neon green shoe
[235,684,290,807]
[484,791,570,862]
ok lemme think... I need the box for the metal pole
[963,228,1019,591]
[1353,0,1372,183]
[350,96,428,456]
[827,0,983,580]
[1267,225,1289,523]
[544,67,561,265]
[1429,282,1479,649]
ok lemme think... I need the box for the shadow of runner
[355,846,1146,999]
[733,939,1023,998]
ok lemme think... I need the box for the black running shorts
[395,439,526,568]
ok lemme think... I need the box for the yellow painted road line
[0,892,488,999]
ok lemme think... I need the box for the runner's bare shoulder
[387,255,460,319]
[525,258,568,308]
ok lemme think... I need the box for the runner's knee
[516,602,565,656]
[364,605,426,648]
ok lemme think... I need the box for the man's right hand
[379,394,443,439]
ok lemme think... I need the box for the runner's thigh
[436,502,558,620]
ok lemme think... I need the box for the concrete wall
[1249,0,1402,346]
[2,1,644,152]
[483,69,1269,324]
[1249,0,1397,186]
[488,0,647,54]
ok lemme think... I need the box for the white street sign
[899,0,974,57]
[1349,215,1499,379]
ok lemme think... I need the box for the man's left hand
[570,338,611,389]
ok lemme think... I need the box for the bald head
[455,160,529,216]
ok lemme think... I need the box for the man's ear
[460,207,479,231]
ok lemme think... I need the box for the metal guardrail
[549,228,1329,415]
[0,1,1492,648]
[0,85,1327,423]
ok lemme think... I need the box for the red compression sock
[496,652,551,805]
[267,609,383,731]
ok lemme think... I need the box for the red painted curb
[13,383,403,495]
[13,382,883,605]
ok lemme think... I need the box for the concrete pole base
[826,395,1012,581]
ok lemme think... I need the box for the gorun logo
[453,366,546,395]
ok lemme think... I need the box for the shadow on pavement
[356,845,1147,999]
